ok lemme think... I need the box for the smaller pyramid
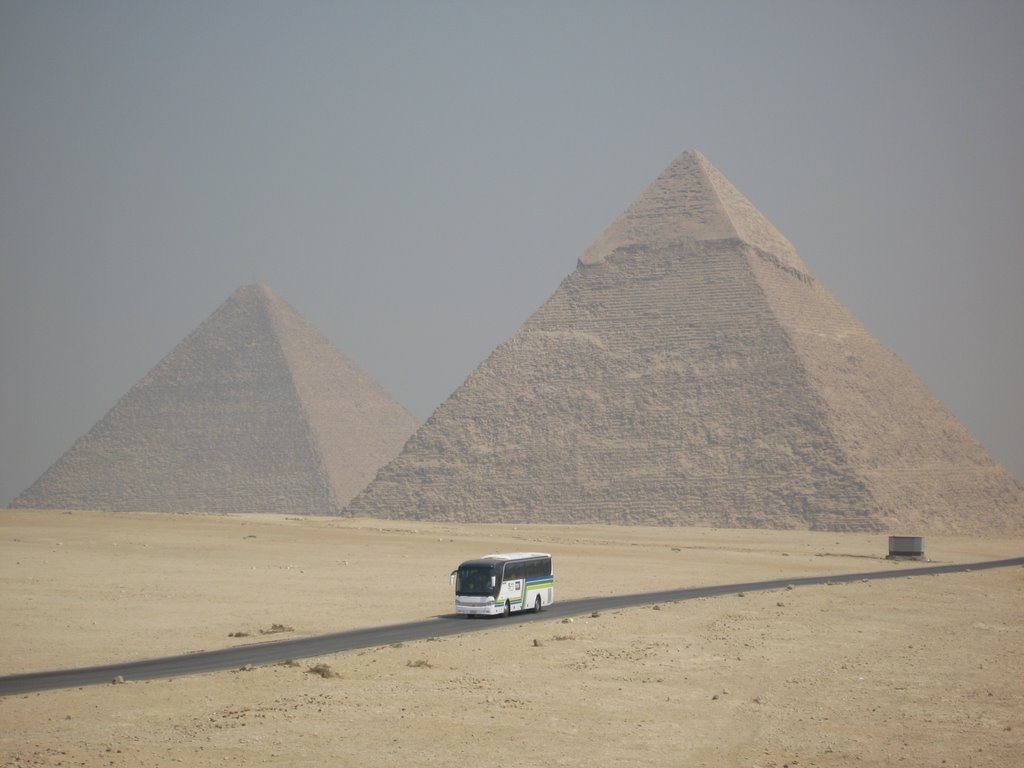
[11,285,419,514]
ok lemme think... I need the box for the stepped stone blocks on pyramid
[12,284,419,514]
[343,150,1023,533]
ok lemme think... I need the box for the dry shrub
[307,663,337,678]
[261,623,294,635]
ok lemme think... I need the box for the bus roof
[478,552,550,561]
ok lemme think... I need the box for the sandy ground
[1,510,1022,767]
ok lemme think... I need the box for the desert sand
[2,509,1022,767]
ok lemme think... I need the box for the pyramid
[11,284,419,514]
[343,151,1023,533]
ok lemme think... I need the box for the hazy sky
[2,2,1022,506]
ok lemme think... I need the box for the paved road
[2,556,1021,697]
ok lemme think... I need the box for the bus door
[503,562,524,609]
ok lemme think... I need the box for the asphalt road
[2,556,1021,697]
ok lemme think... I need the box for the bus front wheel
[502,601,510,618]
[535,596,542,613]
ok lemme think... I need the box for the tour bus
[451,552,554,617]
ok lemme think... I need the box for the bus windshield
[456,563,498,596]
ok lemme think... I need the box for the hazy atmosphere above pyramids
[1,4,1022,531]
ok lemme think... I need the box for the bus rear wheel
[502,600,510,618]
[534,596,542,613]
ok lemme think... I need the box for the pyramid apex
[232,283,275,298]
[580,150,806,275]
[225,284,292,313]
[678,147,708,161]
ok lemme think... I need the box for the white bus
[451,552,554,618]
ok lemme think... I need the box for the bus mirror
[490,576,496,588]
[449,570,457,587]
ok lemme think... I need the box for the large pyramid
[344,151,1023,533]
[12,284,419,514]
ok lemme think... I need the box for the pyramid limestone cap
[580,150,808,274]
